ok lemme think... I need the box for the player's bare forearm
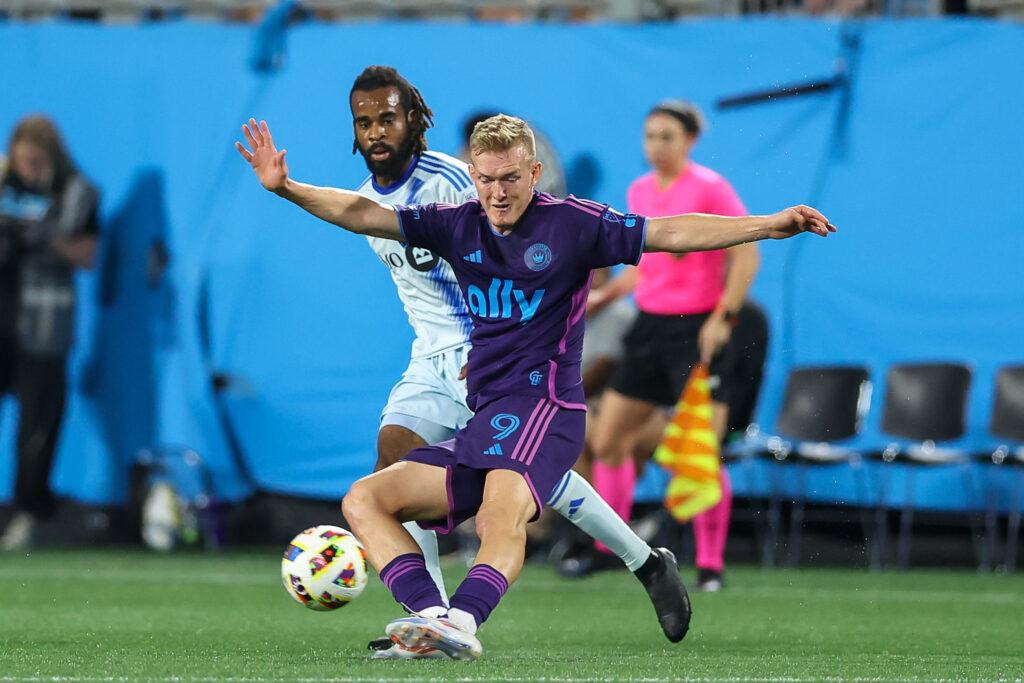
[645,214,766,253]
[645,205,834,254]
[718,242,760,313]
[277,179,402,241]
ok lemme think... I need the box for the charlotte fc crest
[524,243,552,271]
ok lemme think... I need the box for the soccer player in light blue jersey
[237,110,834,660]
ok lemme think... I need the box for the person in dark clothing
[722,300,770,441]
[0,115,99,551]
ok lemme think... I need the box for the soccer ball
[281,525,368,611]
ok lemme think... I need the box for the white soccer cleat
[385,616,483,661]
[1,512,36,551]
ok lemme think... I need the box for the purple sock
[449,564,509,627]
[378,553,445,614]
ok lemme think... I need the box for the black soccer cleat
[637,547,692,643]
[367,637,393,651]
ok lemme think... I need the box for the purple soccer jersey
[396,192,648,412]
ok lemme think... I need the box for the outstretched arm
[235,118,402,241]
[644,205,835,254]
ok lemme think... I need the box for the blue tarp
[0,18,1021,510]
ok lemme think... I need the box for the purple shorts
[403,395,586,533]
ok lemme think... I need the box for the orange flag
[652,363,722,522]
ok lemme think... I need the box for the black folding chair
[871,363,979,569]
[985,365,1024,572]
[764,366,871,567]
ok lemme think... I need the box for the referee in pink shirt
[586,101,759,593]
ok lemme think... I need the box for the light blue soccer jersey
[356,151,478,358]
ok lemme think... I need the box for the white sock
[403,521,449,607]
[446,607,478,635]
[547,470,653,572]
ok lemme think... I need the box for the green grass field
[1,549,1022,682]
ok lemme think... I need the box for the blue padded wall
[0,18,1021,509]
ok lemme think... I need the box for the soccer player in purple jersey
[347,66,696,656]
[236,114,835,660]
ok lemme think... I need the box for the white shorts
[380,345,473,446]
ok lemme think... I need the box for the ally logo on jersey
[465,278,545,323]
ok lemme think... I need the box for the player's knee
[341,479,380,536]
[474,505,526,543]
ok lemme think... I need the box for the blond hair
[469,114,536,163]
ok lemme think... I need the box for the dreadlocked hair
[349,65,434,156]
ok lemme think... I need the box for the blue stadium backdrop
[0,18,1021,512]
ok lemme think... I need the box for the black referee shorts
[607,310,731,407]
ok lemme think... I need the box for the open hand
[236,118,288,193]
[767,205,837,240]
